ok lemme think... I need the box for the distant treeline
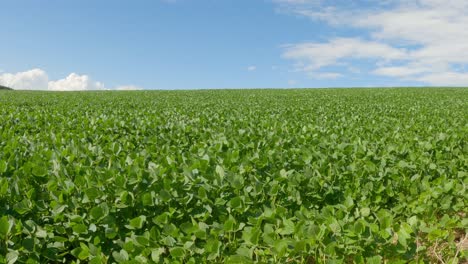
[0,85,13,90]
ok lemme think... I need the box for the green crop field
[0,88,467,263]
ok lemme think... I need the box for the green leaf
[366,256,382,264]
[112,249,129,263]
[242,227,260,245]
[36,227,47,238]
[13,199,31,215]
[22,238,35,252]
[78,246,90,260]
[236,246,253,259]
[360,207,370,217]
[279,218,295,235]
[0,160,7,173]
[126,215,146,230]
[32,165,47,177]
[90,206,105,220]
[170,247,185,258]
[354,220,365,234]
[397,223,413,248]
[205,238,220,254]
[142,192,153,206]
[0,178,8,196]
[135,235,150,246]
[216,165,225,179]
[151,248,166,262]
[228,196,242,209]
[344,196,354,208]
[6,251,19,264]
[73,224,88,234]
[0,216,11,239]
[223,216,236,232]
[225,255,253,264]
[377,210,393,229]
[273,240,288,257]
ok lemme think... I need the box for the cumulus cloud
[0,68,49,90]
[247,66,257,71]
[48,73,105,91]
[276,0,468,86]
[0,69,144,91]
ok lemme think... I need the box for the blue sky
[1,0,467,90]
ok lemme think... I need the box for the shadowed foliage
[0,85,13,90]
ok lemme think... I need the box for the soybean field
[0,88,467,263]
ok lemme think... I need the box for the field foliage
[0,88,467,263]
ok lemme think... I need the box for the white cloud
[294,6,348,25]
[283,38,407,71]
[416,72,468,86]
[276,0,468,86]
[0,69,49,90]
[0,69,144,91]
[116,85,143,91]
[48,73,105,91]
[310,72,342,79]
[373,66,432,78]
[247,66,257,71]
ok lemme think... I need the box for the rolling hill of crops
[0,88,467,263]
[0,85,13,90]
